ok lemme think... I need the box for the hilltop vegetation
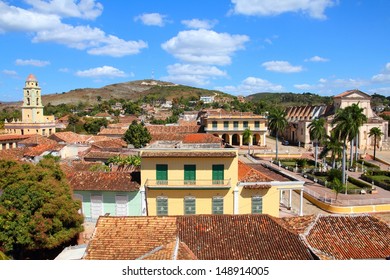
[246,92,333,107]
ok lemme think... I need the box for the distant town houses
[282,89,388,150]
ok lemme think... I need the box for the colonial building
[4,74,56,136]
[283,89,388,151]
[199,109,267,146]
[140,134,304,217]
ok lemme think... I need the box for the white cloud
[2,70,18,76]
[0,1,146,57]
[161,63,227,86]
[25,0,103,20]
[305,55,329,62]
[76,66,127,78]
[15,59,50,67]
[87,35,148,57]
[181,19,218,29]
[262,60,303,73]
[230,0,335,19]
[162,29,249,65]
[33,24,148,56]
[216,77,284,95]
[372,62,390,83]
[134,13,167,27]
[0,1,61,32]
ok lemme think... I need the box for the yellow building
[140,134,304,217]
[4,74,56,136]
[199,109,267,146]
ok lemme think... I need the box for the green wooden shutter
[212,164,224,184]
[156,164,168,184]
[212,196,224,214]
[252,196,263,214]
[157,196,168,216]
[184,165,196,184]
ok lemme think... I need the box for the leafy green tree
[308,118,327,169]
[123,120,152,148]
[83,117,108,135]
[0,158,83,259]
[368,127,383,160]
[348,103,368,163]
[267,107,288,161]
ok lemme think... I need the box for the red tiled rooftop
[302,214,390,260]
[84,215,313,260]
[238,161,272,183]
[182,133,222,144]
[67,171,140,192]
[0,134,30,141]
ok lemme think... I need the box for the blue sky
[1,0,390,102]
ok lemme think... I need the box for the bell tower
[22,74,44,123]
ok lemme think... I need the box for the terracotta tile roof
[82,151,122,160]
[238,161,272,183]
[177,215,312,260]
[49,132,88,144]
[95,112,111,117]
[137,240,198,260]
[141,151,237,158]
[247,164,290,181]
[0,134,30,141]
[277,215,317,234]
[23,142,63,157]
[97,128,127,136]
[91,138,127,150]
[60,161,103,173]
[84,216,178,260]
[182,133,222,144]
[334,89,371,99]
[84,215,313,260]
[146,125,200,135]
[0,147,27,160]
[301,214,390,260]
[67,171,140,191]
[18,134,56,146]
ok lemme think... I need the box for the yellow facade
[202,112,268,146]
[4,74,56,136]
[140,140,302,217]
[141,149,238,216]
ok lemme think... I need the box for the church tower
[4,74,56,136]
[22,74,44,123]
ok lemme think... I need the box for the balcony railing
[145,179,231,189]
[204,127,266,132]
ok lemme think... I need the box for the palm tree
[308,118,327,169]
[332,177,344,202]
[243,127,252,146]
[348,103,368,165]
[267,107,288,161]
[368,127,383,160]
[320,131,343,168]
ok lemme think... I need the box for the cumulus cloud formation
[372,62,390,83]
[181,19,218,29]
[134,13,167,27]
[230,0,335,19]
[25,0,103,20]
[162,29,249,65]
[0,1,62,32]
[305,55,329,62]
[0,1,147,57]
[15,59,50,67]
[262,60,303,73]
[216,77,284,95]
[162,63,227,86]
[76,66,127,78]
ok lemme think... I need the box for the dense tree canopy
[0,158,83,259]
[123,120,152,148]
